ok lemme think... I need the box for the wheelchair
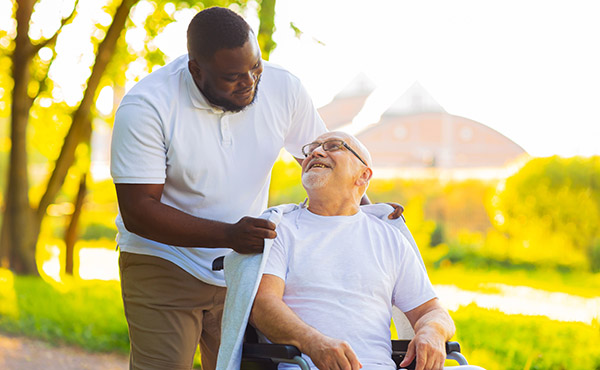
[239,324,468,370]
[212,256,471,370]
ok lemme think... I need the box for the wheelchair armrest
[242,342,302,360]
[391,340,461,355]
[242,342,310,370]
[392,340,467,368]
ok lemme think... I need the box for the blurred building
[318,79,529,180]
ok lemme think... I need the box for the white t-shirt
[110,55,326,286]
[264,208,437,370]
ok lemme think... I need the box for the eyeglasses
[301,139,368,166]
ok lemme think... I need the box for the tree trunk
[1,0,139,275]
[0,0,38,274]
[257,0,277,60]
[64,173,87,276]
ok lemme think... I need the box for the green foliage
[491,156,600,270]
[268,156,307,206]
[80,222,117,240]
[452,304,600,370]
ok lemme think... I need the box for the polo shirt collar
[185,66,225,115]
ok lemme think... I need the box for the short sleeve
[110,101,167,184]
[263,235,289,281]
[391,235,437,312]
[283,82,327,159]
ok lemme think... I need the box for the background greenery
[1,154,599,369]
[1,0,599,369]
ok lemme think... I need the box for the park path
[0,333,128,370]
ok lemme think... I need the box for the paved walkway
[0,333,128,370]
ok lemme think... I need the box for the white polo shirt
[110,55,326,286]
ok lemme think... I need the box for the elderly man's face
[189,36,263,112]
[301,132,367,191]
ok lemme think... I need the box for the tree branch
[36,0,139,221]
[31,0,80,55]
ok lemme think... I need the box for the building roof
[318,77,528,178]
[317,73,376,130]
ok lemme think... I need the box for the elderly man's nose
[311,145,327,157]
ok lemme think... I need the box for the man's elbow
[120,210,144,235]
[249,292,267,328]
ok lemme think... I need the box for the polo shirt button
[220,116,232,146]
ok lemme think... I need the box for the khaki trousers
[119,252,226,370]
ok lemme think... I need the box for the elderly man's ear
[356,167,373,186]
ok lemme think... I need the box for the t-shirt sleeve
[283,82,328,159]
[263,234,288,281]
[110,101,167,184]
[391,234,437,312]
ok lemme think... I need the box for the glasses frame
[301,139,368,166]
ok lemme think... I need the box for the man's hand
[386,202,405,220]
[399,327,446,370]
[305,335,362,370]
[226,216,277,254]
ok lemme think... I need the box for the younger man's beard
[202,77,261,113]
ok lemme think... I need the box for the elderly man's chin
[302,172,329,190]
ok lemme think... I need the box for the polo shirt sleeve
[283,82,328,159]
[391,235,437,312]
[110,101,167,184]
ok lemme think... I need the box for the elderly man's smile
[306,160,333,171]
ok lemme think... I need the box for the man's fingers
[399,340,416,367]
[250,217,276,230]
[383,202,405,220]
[345,347,362,370]
[415,351,427,370]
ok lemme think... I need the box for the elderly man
[250,132,483,370]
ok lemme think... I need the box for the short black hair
[187,7,252,62]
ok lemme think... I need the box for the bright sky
[3,0,599,158]
[265,0,600,158]
[155,0,600,158]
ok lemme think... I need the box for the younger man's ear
[356,167,373,186]
[188,59,204,82]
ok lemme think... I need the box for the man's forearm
[251,288,362,370]
[413,306,455,341]
[250,291,320,352]
[120,195,231,248]
[115,183,274,253]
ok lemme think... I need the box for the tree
[491,156,600,270]
[0,0,277,275]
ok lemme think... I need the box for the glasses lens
[303,142,318,156]
[323,140,343,151]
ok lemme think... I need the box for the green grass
[1,267,599,369]
[0,269,129,354]
[428,264,600,298]
[452,304,600,370]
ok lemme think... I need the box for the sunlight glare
[38,46,53,62]
[96,86,114,116]
[125,27,147,53]
[164,2,176,17]
[39,97,52,108]
[41,244,61,282]
[78,248,120,281]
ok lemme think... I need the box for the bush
[453,304,600,370]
